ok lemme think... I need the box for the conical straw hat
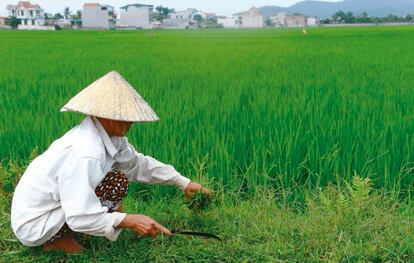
[60,71,159,122]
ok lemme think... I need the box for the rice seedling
[1,27,414,261]
[2,27,414,198]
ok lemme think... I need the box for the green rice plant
[1,27,414,199]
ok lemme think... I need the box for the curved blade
[171,229,223,241]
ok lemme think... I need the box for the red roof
[84,3,99,7]
[17,1,40,9]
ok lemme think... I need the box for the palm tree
[63,7,70,20]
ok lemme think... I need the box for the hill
[258,0,414,18]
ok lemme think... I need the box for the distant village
[0,1,320,30]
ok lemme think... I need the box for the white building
[119,4,153,29]
[162,8,197,29]
[306,17,320,27]
[217,16,240,28]
[151,21,161,29]
[170,8,197,20]
[7,1,45,29]
[286,15,306,28]
[0,17,6,25]
[82,3,116,29]
[0,16,11,29]
[269,12,311,28]
[269,12,288,27]
[240,7,264,28]
[202,12,216,20]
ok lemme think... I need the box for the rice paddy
[1,27,414,261]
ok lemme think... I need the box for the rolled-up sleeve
[58,157,126,241]
[114,139,191,191]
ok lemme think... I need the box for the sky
[0,0,341,16]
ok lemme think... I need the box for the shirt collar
[91,116,118,158]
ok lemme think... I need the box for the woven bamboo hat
[60,71,159,122]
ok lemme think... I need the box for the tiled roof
[84,3,99,7]
[17,1,40,9]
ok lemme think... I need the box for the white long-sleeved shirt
[11,116,191,247]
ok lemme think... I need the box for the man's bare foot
[42,232,85,254]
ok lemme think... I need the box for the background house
[306,17,320,27]
[7,1,45,29]
[286,15,306,27]
[269,12,287,27]
[162,8,197,28]
[0,16,11,29]
[269,12,311,28]
[217,16,240,28]
[240,7,264,28]
[201,12,216,20]
[151,21,161,28]
[0,16,6,25]
[82,3,115,29]
[119,4,153,29]
[170,8,197,20]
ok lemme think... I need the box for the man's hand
[184,182,211,198]
[117,214,171,237]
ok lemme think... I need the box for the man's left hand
[184,182,211,198]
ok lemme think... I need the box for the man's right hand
[117,214,171,237]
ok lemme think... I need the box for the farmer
[11,71,210,253]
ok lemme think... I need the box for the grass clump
[0,162,413,262]
[185,190,215,214]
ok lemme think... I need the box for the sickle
[171,229,223,241]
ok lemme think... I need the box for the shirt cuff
[104,212,127,241]
[172,173,191,191]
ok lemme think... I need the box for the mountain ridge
[256,0,414,18]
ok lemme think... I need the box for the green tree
[332,11,346,23]
[44,13,53,19]
[193,14,203,27]
[75,10,82,19]
[321,18,332,24]
[154,6,174,22]
[344,12,355,23]
[6,16,20,28]
[54,13,64,20]
[356,12,370,23]
[385,14,399,23]
[70,11,82,26]
[370,16,381,24]
[63,7,71,20]
[204,17,220,28]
